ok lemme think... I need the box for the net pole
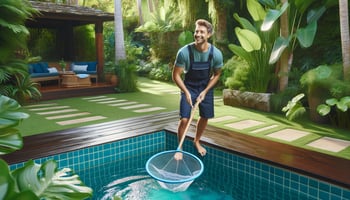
[177,101,200,150]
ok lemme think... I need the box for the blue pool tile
[8,130,350,200]
[343,189,350,199]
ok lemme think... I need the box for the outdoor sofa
[28,62,60,85]
[71,61,98,83]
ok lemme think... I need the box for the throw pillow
[48,67,58,73]
[73,64,88,71]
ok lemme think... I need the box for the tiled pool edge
[9,131,350,200]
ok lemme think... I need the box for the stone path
[209,115,350,153]
[24,94,170,126]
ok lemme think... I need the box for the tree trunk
[212,0,229,55]
[114,0,126,61]
[278,0,290,92]
[339,0,350,81]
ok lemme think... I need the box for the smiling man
[172,19,224,156]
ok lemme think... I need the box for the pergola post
[95,22,104,79]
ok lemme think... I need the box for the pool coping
[1,111,349,190]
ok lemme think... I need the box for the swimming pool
[10,131,350,199]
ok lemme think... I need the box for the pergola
[26,1,114,76]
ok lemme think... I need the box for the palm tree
[114,0,126,61]
[339,0,350,81]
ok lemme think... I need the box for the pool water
[77,152,313,200]
[78,156,232,200]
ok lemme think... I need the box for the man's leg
[194,117,208,156]
[177,118,189,146]
[174,118,189,160]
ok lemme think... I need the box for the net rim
[145,150,204,184]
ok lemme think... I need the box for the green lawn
[18,77,350,159]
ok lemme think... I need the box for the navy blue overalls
[181,44,214,118]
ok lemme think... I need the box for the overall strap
[187,44,214,63]
[208,45,214,62]
[187,44,194,65]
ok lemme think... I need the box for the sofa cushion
[48,67,58,73]
[72,61,97,71]
[72,64,88,71]
[30,72,59,78]
[28,64,34,74]
[31,63,42,73]
[39,62,49,73]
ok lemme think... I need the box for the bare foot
[174,152,183,160]
[194,141,207,156]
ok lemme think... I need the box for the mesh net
[146,150,204,192]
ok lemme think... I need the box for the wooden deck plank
[1,111,349,190]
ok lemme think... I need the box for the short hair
[195,19,213,34]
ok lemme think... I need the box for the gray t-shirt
[174,43,223,73]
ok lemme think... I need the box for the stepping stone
[97,99,127,104]
[134,107,166,113]
[307,137,350,152]
[109,101,138,107]
[159,89,178,93]
[37,109,78,115]
[267,128,310,142]
[29,106,70,111]
[57,116,106,125]
[120,104,150,109]
[24,103,58,108]
[209,116,236,123]
[250,125,279,134]
[88,97,116,102]
[46,112,90,120]
[82,96,107,100]
[225,119,264,130]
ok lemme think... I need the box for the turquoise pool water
[10,131,350,199]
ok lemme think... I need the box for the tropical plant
[115,59,138,92]
[282,93,306,121]
[0,0,42,104]
[317,96,350,129]
[135,4,183,63]
[0,95,93,200]
[228,0,279,92]
[260,0,331,91]
[59,58,66,70]
[300,63,350,122]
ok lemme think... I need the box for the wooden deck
[37,81,116,101]
[2,111,349,190]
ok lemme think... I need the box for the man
[172,19,223,156]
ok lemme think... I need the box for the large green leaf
[307,6,326,24]
[233,13,257,33]
[235,27,261,52]
[228,44,251,62]
[0,128,23,155]
[317,104,331,116]
[296,21,317,48]
[261,2,289,31]
[269,36,290,64]
[0,159,38,200]
[247,0,266,21]
[294,0,317,14]
[12,160,93,200]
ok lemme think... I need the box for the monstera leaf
[0,95,29,155]
[12,160,93,200]
[0,159,39,200]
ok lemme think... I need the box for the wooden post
[95,22,104,80]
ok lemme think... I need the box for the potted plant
[103,61,118,86]
[59,59,66,72]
